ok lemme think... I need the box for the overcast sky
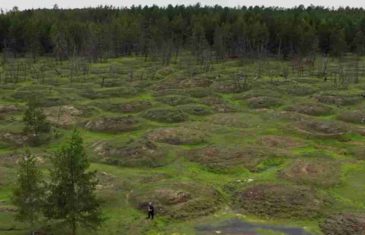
[0,0,364,10]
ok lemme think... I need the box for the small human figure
[147,202,154,220]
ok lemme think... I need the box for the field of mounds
[295,120,348,138]
[234,184,328,218]
[246,96,283,109]
[286,103,333,116]
[184,146,278,172]
[1,56,365,235]
[130,181,222,219]
[142,108,189,123]
[91,138,167,167]
[279,159,341,187]
[320,213,365,235]
[146,127,207,145]
[338,110,365,124]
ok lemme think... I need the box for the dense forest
[1,5,365,62]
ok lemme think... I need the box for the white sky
[0,0,364,10]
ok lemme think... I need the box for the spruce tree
[23,99,51,145]
[12,149,45,227]
[45,130,103,235]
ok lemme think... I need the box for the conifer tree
[45,130,103,235]
[13,149,45,227]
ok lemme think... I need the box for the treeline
[1,5,365,62]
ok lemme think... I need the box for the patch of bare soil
[44,105,82,128]
[286,103,333,116]
[0,105,19,114]
[258,135,304,149]
[92,138,167,167]
[201,96,237,113]
[207,114,249,128]
[338,111,365,124]
[279,159,340,187]
[84,116,140,133]
[147,127,207,145]
[107,100,152,113]
[320,213,365,235]
[315,95,362,106]
[0,132,29,147]
[296,120,348,138]
[235,184,327,219]
[185,146,270,172]
[130,181,222,219]
[247,96,282,109]
[157,95,195,106]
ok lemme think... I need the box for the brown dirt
[84,116,140,133]
[247,96,282,109]
[258,135,304,149]
[320,213,365,235]
[147,127,207,145]
[44,105,82,128]
[286,103,333,116]
[0,105,19,114]
[235,184,327,219]
[279,159,340,187]
[0,132,29,147]
[338,111,365,124]
[296,120,348,138]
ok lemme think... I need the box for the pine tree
[12,149,45,227]
[45,130,103,235]
[23,99,51,145]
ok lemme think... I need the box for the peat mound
[286,103,332,116]
[156,95,195,106]
[338,111,365,124]
[320,213,365,235]
[142,108,188,123]
[44,105,82,128]
[84,116,140,133]
[247,96,282,109]
[178,104,212,116]
[296,120,348,138]
[147,127,207,145]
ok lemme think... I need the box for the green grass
[0,55,365,234]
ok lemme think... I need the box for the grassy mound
[257,135,304,148]
[247,96,282,109]
[212,80,247,93]
[142,108,188,123]
[338,111,365,124]
[130,181,222,219]
[147,127,207,145]
[201,96,236,113]
[296,120,348,138]
[84,116,140,133]
[44,105,82,128]
[207,114,250,128]
[0,132,29,147]
[0,105,19,114]
[92,138,167,167]
[235,184,327,218]
[96,100,152,113]
[320,213,365,235]
[286,103,333,116]
[279,159,340,187]
[185,146,272,172]
[156,95,195,106]
[178,104,212,116]
[315,95,362,106]
[281,84,317,96]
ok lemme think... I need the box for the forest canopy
[1,5,365,60]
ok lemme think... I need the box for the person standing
[147,202,154,220]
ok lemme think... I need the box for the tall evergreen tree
[45,130,103,235]
[12,149,45,227]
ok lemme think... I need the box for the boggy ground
[0,56,365,235]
